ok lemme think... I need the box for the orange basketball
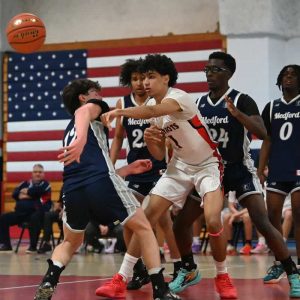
[6,13,46,54]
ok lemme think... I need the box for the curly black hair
[119,58,143,87]
[209,51,236,75]
[276,64,300,92]
[140,54,178,87]
[62,79,101,115]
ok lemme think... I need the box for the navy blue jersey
[262,95,300,181]
[197,89,258,164]
[63,114,115,193]
[121,94,166,182]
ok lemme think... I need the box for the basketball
[6,13,46,54]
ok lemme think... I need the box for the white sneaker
[250,243,270,254]
[104,238,117,254]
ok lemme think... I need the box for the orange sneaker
[95,273,126,298]
[214,273,237,299]
[239,243,252,255]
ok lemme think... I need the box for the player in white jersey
[100,54,237,298]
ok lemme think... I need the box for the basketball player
[110,59,181,290]
[172,52,300,298]
[34,79,180,300]
[258,65,300,289]
[99,54,237,299]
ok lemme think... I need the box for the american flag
[4,38,224,182]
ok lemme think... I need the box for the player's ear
[78,93,87,105]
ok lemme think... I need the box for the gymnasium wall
[0,0,299,110]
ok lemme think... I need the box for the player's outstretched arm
[101,99,181,130]
[116,159,153,177]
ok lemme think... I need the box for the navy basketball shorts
[223,161,262,202]
[128,181,157,197]
[62,175,140,232]
[266,181,300,195]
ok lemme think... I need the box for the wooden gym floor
[0,241,297,300]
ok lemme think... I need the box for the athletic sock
[182,252,197,271]
[214,259,228,275]
[133,257,146,273]
[43,259,65,286]
[119,253,139,281]
[172,260,182,277]
[149,268,167,298]
[281,256,298,275]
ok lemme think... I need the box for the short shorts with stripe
[62,174,140,232]
[128,181,158,197]
[151,156,222,209]
[266,181,300,196]
[223,161,262,202]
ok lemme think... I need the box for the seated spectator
[84,221,126,254]
[223,191,253,255]
[282,194,293,243]
[0,164,52,253]
[38,190,63,254]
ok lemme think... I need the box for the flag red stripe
[7,129,118,141]
[7,149,127,161]
[7,151,60,161]
[88,40,223,57]
[7,131,65,141]
[175,82,208,93]
[7,172,63,182]
[87,61,208,78]
[100,82,208,97]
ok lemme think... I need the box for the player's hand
[128,159,153,175]
[224,95,240,117]
[58,137,86,166]
[99,225,109,235]
[101,109,120,130]
[144,125,164,144]
[257,170,266,186]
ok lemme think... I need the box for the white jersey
[153,88,219,165]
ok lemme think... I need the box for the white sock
[214,259,227,275]
[258,237,266,245]
[52,260,64,268]
[119,253,139,281]
[193,236,200,245]
[283,237,287,243]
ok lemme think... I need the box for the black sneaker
[155,290,181,300]
[34,281,56,300]
[0,244,13,253]
[26,247,37,254]
[127,269,151,290]
[38,242,52,254]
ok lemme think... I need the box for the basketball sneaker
[263,263,286,283]
[157,290,182,300]
[226,244,237,255]
[288,273,300,298]
[239,243,252,255]
[0,244,13,253]
[214,273,237,299]
[250,243,270,254]
[95,273,126,298]
[34,281,56,300]
[168,268,201,293]
[127,267,150,290]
